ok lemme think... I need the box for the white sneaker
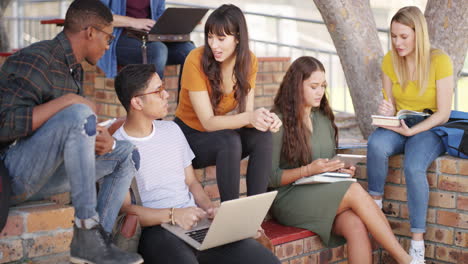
[410,258,425,264]
[409,245,425,261]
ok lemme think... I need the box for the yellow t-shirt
[381,50,453,112]
[175,46,258,131]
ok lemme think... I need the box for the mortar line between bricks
[20,227,73,239]
[423,240,468,251]
[383,198,464,211]
[282,248,382,263]
[421,258,461,264]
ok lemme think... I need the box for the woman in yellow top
[174,4,281,202]
[367,6,453,261]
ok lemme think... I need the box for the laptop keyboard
[186,228,209,243]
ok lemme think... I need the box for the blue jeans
[1,104,139,233]
[116,33,195,79]
[367,117,445,233]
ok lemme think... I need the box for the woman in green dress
[270,56,422,264]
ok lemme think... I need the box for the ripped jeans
[2,104,138,232]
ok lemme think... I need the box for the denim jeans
[116,33,195,79]
[367,117,445,233]
[1,104,139,232]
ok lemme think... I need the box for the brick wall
[0,203,73,263]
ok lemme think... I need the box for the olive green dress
[269,110,352,247]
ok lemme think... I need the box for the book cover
[371,110,429,127]
[293,172,356,185]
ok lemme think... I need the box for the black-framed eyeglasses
[89,26,115,45]
[134,86,166,99]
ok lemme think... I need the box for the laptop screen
[150,8,209,35]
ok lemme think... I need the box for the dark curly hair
[64,0,113,33]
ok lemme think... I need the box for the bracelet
[170,207,175,225]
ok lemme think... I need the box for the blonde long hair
[390,6,431,95]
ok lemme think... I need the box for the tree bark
[313,0,383,138]
[425,0,468,79]
[0,0,12,52]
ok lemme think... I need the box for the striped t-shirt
[113,120,196,209]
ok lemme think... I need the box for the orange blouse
[175,46,258,131]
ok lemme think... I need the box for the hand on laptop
[130,18,156,32]
[205,206,219,219]
[174,207,207,230]
[337,166,356,177]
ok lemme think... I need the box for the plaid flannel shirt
[0,32,83,151]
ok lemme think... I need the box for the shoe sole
[70,256,95,264]
[70,256,143,264]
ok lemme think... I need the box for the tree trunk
[425,0,468,79]
[313,0,383,138]
[0,0,12,52]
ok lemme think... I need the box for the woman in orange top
[174,4,281,202]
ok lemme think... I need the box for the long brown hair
[272,56,338,166]
[202,4,252,114]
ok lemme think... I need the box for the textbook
[293,172,356,185]
[371,110,430,127]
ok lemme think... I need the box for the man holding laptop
[112,64,280,263]
[98,0,196,79]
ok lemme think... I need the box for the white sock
[374,199,383,209]
[75,215,99,229]
[411,239,424,248]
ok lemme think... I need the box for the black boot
[70,225,143,264]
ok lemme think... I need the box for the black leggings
[174,118,272,201]
[138,225,280,264]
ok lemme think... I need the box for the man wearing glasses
[0,0,142,263]
[112,64,280,263]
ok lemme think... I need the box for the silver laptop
[161,191,277,251]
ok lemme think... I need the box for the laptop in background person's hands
[127,8,208,42]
